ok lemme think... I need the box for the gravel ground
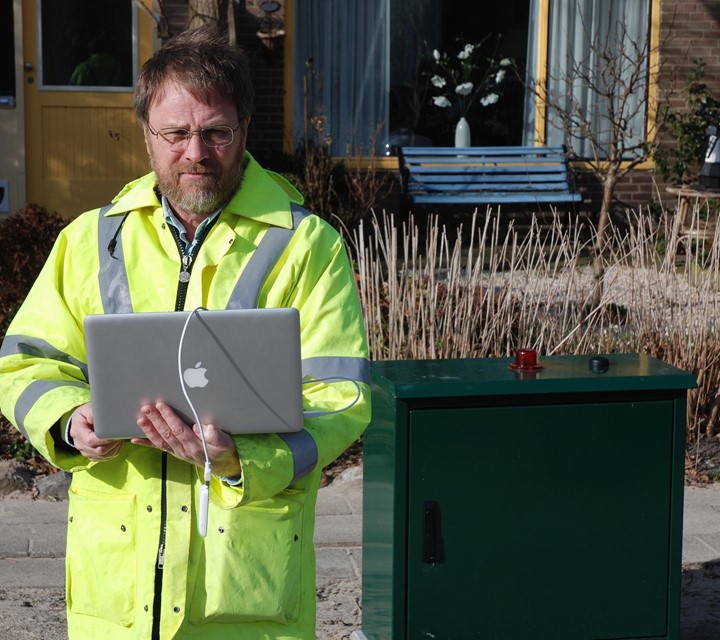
[681,562,720,639]
[316,577,362,639]
[490,262,720,328]
[0,583,362,640]
[0,567,718,639]
[0,587,66,639]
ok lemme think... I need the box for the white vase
[454,116,471,147]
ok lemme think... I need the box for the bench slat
[409,167,568,182]
[401,145,568,157]
[402,154,567,164]
[412,192,582,204]
[408,182,574,193]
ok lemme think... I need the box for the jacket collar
[104,152,304,230]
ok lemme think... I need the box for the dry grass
[350,204,720,458]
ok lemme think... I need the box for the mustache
[177,163,217,175]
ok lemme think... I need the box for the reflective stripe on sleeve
[0,334,89,382]
[301,356,370,384]
[226,205,311,310]
[14,379,88,438]
[277,429,318,484]
[97,205,133,314]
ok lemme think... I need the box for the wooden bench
[398,145,582,210]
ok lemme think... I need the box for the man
[0,26,370,639]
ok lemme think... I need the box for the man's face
[144,81,248,218]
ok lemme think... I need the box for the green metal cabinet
[357,354,696,640]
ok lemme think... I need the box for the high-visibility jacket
[0,152,371,639]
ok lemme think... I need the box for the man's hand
[133,403,241,478]
[69,403,123,461]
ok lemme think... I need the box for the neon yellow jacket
[0,153,371,639]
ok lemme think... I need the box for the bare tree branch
[522,3,675,309]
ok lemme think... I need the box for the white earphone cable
[178,307,211,537]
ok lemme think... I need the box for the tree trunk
[590,169,617,310]
[188,0,229,31]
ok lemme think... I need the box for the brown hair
[134,25,254,125]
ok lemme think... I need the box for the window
[388,0,530,151]
[292,0,530,156]
[39,0,135,90]
[523,0,653,160]
[292,0,654,159]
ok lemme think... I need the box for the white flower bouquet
[429,38,512,118]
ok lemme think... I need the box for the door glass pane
[40,0,134,89]
[0,0,15,103]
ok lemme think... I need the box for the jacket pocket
[66,487,137,627]
[189,488,306,624]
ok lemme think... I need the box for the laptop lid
[84,308,304,439]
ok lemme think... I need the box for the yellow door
[22,1,154,217]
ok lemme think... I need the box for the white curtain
[292,0,390,156]
[523,0,650,158]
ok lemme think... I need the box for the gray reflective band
[0,335,89,382]
[97,205,133,314]
[15,379,88,439]
[302,356,370,384]
[277,429,318,484]
[226,205,311,310]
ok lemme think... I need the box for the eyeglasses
[146,123,241,151]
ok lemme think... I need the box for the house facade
[1,0,718,217]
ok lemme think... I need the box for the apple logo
[183,361,209,388]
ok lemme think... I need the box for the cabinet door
[407,400,673,640]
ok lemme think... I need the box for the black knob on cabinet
[589,356,610,373]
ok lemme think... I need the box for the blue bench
[398,145,582,209]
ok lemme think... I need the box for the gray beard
[153,162,244,216]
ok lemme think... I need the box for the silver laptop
[84,308,304,439]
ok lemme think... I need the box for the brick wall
[163,2,286,166]
[651,0,720,210]
[660,0,720,107]
[574,170,662,219]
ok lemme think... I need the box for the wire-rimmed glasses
[147,123,241,152]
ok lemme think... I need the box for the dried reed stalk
[351,204,720,443]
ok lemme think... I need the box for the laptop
[84,308,304,439]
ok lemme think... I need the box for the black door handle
[423,500,444,563]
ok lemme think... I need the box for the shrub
[655,58,720,185]
[277,140,391,235]
[0,204,68,467]
[0,204,68,336]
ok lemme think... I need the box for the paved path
[0,474,719,639]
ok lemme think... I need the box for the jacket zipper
[151,219,216,639]
[151,452,168,640]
